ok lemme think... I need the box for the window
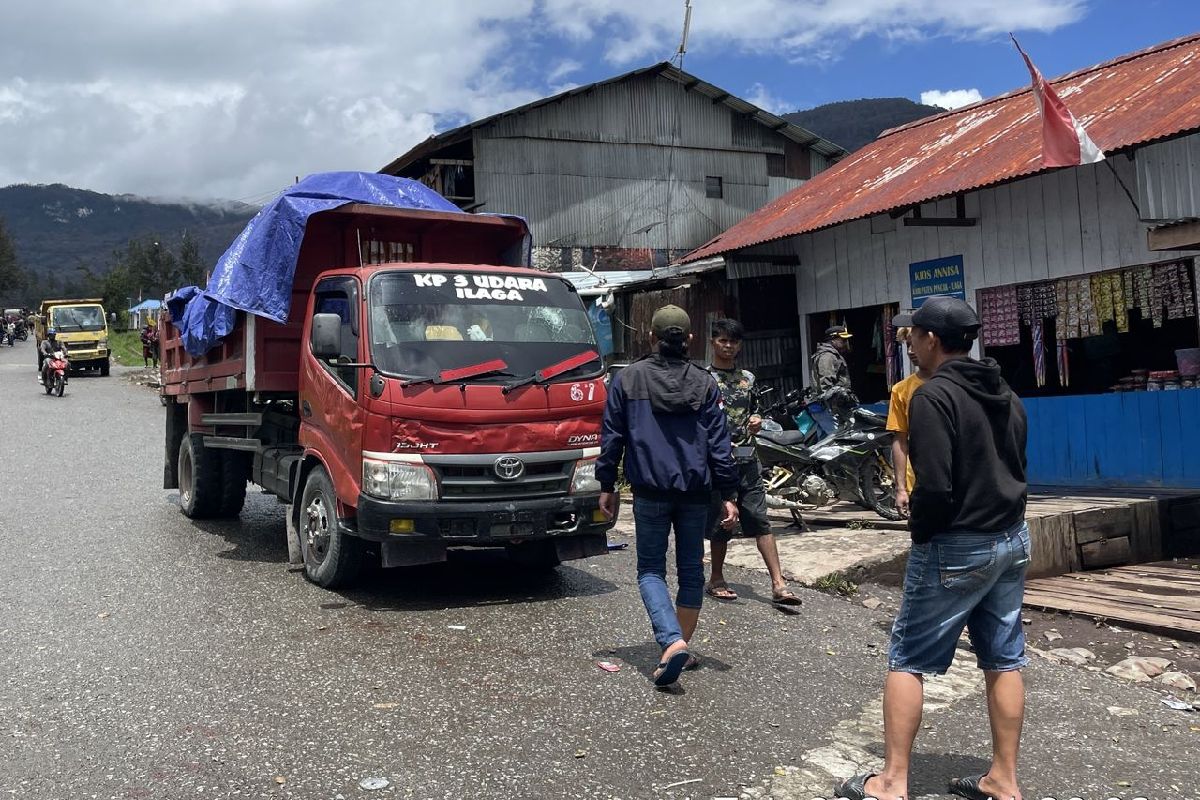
[705,176,723,199]
[312,278,360,396]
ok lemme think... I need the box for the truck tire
[216,451,249,518]
[299,466,364,589]
[100,357,110,377]
[178,434,223,519]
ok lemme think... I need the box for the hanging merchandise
[980,285,1021,346]
[883,304,898,388]
[1031,281,1058,321]
[1158,260,1196,321]
[1056,280,1071,338]
[1150,263,1168,327]
[1133,265,1155,324]
[1032,318,1047,387]
[872,315,883,361]
[1057,338,1070,387]
[1091,273,1115,329]
[1016,284,1034,323]
[1110,271,1129,332]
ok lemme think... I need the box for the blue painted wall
[1024,389,1200,487]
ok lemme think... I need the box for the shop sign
[910,255,966,307]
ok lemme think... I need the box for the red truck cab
[161,205,613,587]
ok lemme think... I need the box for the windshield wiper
[401,358,511,387]
[502,350,601,394]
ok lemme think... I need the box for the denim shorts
[888,521,1031,675]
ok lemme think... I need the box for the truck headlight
[570,458,600,494]
[98,338,108,349]
[362,458,438,501]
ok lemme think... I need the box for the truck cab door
[300,277,365,506]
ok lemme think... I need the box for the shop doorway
[807,303,900,404]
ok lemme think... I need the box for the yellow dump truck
[35,298,111,376]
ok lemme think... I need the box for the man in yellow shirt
[886,327,933,517]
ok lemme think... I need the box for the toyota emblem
[493,456,525,481]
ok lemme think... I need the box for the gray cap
[651,304,691,341]
[892,296,981,338]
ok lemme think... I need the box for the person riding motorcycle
[39,328,67,384]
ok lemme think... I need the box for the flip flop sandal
[772,590,803,606]
[683,655,701,671]
[833,773,877,800]
[653,650,691,687]
[948,775,992,800]
[705,584,738,600]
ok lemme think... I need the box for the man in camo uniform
[704,318,802,606]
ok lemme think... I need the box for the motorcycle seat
[757,429,809,447]
[853,407,886,426]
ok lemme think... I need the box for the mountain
[785,98,945,154]
[0,183,257,285]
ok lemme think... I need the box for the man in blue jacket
[597,304,740,687]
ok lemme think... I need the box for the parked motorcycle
[15,323,28,342]
[2,324,14,346]
[43,351,69,397]
[754,387,901,523]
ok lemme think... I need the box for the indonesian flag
[1012,35,1105,168]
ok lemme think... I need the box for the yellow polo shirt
[886,373,925,492]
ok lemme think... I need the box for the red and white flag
[1012,35,1105,168]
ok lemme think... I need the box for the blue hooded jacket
[596,353,739,501]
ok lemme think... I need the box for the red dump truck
[160,203,612,587]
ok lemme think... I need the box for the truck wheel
[300,467,363,589]
[178,434,222,519]
[216,451,248,518]
[100,358,110,377]
[506,540,561,570]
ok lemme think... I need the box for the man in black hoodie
[597,305,740,687]
[836,297,1029,800]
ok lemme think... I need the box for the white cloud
[0,0,1087,200]
[743,83,795,116]
[537,0,1086,64]
[920,88,985,109]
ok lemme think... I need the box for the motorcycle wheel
[858,450,902,521]
[44,375,52,395]
[53,373,65,397]
[789,508,805,527]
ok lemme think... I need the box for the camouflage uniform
[706,364,771,539]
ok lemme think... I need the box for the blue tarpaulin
[169,172,464,357]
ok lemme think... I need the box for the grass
[108,330,147,366]
[812,571,859,597]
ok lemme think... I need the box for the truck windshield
[369,270,600,382]
[51,306,106,332]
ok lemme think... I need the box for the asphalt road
[1,338,1197,800]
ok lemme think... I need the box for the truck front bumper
[354,492,613,544]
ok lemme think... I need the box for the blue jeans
[889,521,1031,675]
[632,494,708,650]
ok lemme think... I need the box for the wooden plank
[1080,535,1132,569]
[1008,180,1033,281]
[1131,499,1165,563]
[1073,505,1133,544]
[1054,167,1085,278]
[1022,590,1200,638]
[1076,163,1103,270]
[1027,512,1079,579]
[1025,579,1200,614]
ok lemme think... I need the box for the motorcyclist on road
[39,329,66,384]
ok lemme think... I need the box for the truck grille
[432,459,572,501]
[65,340,98,353]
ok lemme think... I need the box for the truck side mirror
[311,313,342,359]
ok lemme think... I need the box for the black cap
[825,325,852,339]
[892,296,981,338]
[651,304,691,342]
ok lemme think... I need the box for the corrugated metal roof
[684,33,1200,263]
[559,270,657,296]
[379,62,846,175]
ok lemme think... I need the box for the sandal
[772,589,802,606]
[833,773,877,800]
[948,775,992,800]
[652,649,691,686]
[705,583,738,600]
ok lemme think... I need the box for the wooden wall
[1024,389,1200,488]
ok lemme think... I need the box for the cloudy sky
[1,0,1196,203]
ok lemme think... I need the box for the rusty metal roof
[684,33,1200,263]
